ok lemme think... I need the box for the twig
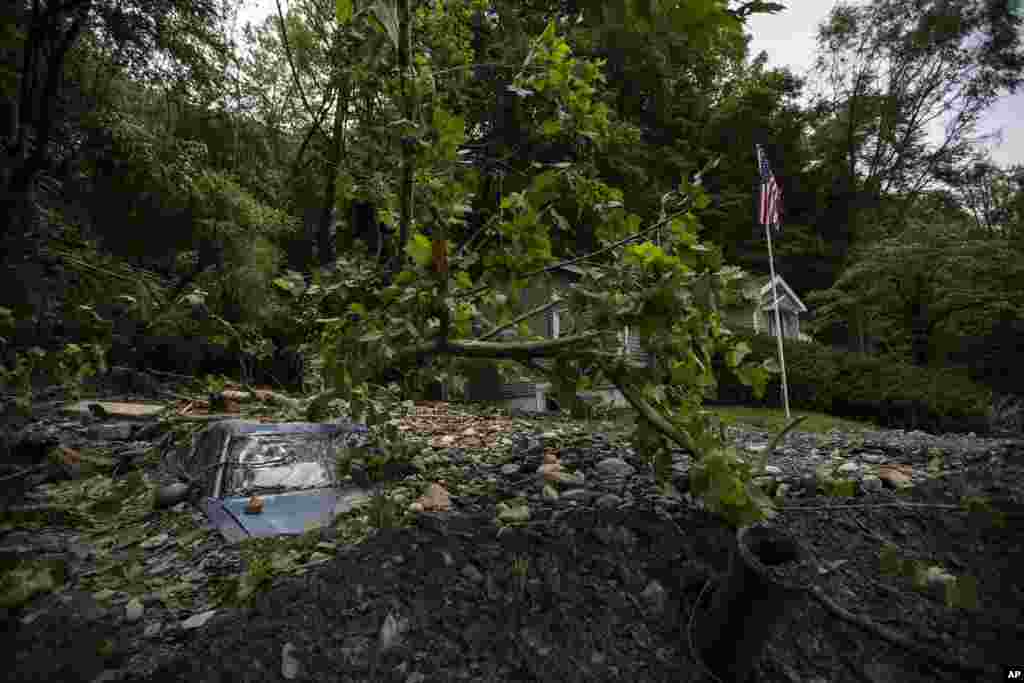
[0,462,49,484]
[852,512,894,546]
[687,578,723,683]
[777,502,963,512]
[809,586,988,676]
[454,205,693,301]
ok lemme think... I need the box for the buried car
[168,420,378,543]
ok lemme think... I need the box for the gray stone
[124,598,144,623]
[763,465,782,475]
[500,463,521,476]
[595,494,623,509]
[281,642,301,680]
[561,489,599,503]
[86,423,137,441]
[595,458,636,478]
[836,462,860,474]
[860,475,883,493]
[462,564,485,584]
[181,609,217,630]
[140,533,169,550]
[639,580,667,614]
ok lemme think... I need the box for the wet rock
[860,474,884,493]
[596,494,623,509]
[181,609,217,630]
[124,598,144,623]
[595,457,635,478]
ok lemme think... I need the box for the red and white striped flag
[757,144,782,231]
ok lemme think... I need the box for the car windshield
[223,434,338,497]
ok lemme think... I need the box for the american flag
[757,144,782,231]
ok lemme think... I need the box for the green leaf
[948,574,978,610]
[879,543,900,575]
[405,233,433,268]
[336,0,353,23]
[371,0,399,49]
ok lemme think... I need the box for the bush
[712,333,993,434]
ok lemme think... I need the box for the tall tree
[0,0,225,241]
[808,0,1024,248]
[806,195,1024,366]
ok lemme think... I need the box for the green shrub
[713,333,992,434]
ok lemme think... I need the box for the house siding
[467,268,806,410]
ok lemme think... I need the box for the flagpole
[764,222,791,419]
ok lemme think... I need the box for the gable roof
[754,274,807,313]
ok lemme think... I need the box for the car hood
[201,486,372,542]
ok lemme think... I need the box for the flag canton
[759,153,774,180]
[757,145,782,230]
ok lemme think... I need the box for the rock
[143,622,163,638]
[140,533,169,550]
[595,494,623,509]
[378,612,410,655]
[877,464,914,489]
[595,458,636,478]
[462,564,485,584]
[181,609,217,630]
[775,483,791,499]
[281,642,301,679]
[86,423,137,441]
[500,463,520,476]
[514,434,543,455]
[836,462,860,474]
[639,580,667,615]
[860,475,883,493]
[561,489,599,503]
[124,598,144,623]
[763,465,782,475]
[410,483,451,512]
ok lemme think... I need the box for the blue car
[173,420,375,543]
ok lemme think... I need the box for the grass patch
[584,404,879,438]
[710,405,879,435]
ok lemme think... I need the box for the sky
[235,0,1023,168]
[743,1,1023,168]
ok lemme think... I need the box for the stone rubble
[2,399,1021,681]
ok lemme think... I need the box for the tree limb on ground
[809,586,988,676]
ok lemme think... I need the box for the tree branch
[455,204,692,301]
[275,0,330,143]
[603,364,700,458]
[478,297,563,341]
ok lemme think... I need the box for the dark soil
[3,396,1022,683]
[139,462,1022,682]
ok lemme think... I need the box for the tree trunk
[909,303,931,367]
[393,0,413,276]
[317,79,348,268]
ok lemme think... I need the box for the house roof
[754,274,808,313]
